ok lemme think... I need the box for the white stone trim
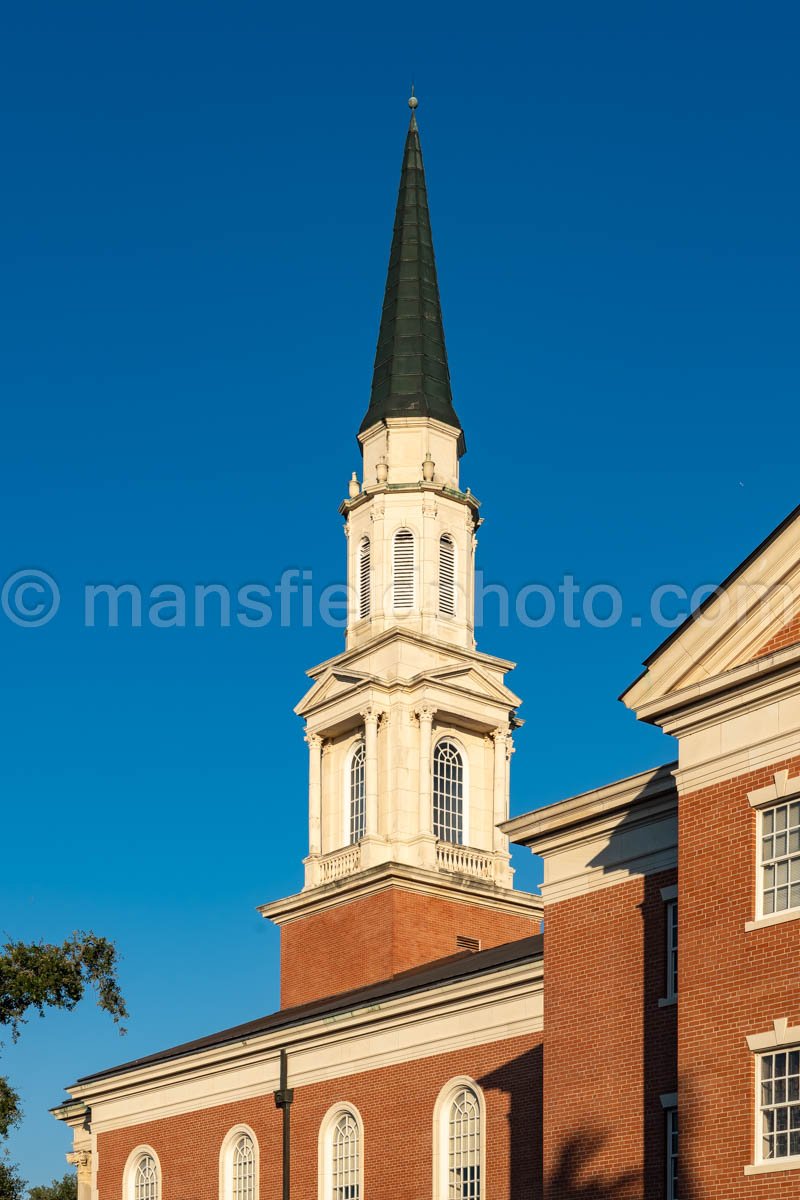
[744,1158,800,1176]
[64,958,542,1136]
[318,1102,364,1200]
[745,908,800,932]
[748,769,800,809]
[432,1076,486,1200]
[219,1124,259,1200]
[676,725,800,794]
[746,1017,800,1052]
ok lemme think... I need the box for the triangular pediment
[623,503,800,717]
[421,662,521,707]
[295,668,372,714]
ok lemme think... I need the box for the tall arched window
[319,1104,363,1200]
[357,537,371,620]
[124,1148,161,1200]
[392,528,415,610]
[220,1125,259,1200]
[232,1134,255,1200]
[134,1156,159,1200]
[349,741,366,845]
[439,534,456,616]
[433,739,465,845]
[433,1079,485,1200]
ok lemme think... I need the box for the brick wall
[755,613,800,658]
[280,885,538,1007]
[96,1033,542,1200]
[678,754,800,1199]
[542,868,677,1200]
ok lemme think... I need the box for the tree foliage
[0,931,127,1175]
[28,1172,77,1200]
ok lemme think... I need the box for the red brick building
[55,99,800,1200]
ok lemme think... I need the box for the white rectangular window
[760,1048,800,1161]
[666,1108,678,1200]
[760,800,800,916]
[666,899,678,1001]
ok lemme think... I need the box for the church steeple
[360,93,465,454]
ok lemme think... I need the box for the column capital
[361,705,383,727]
[304,731,323,749]
[491,725,511,744]
[415,705,437,725]
[67,1150,92,1178]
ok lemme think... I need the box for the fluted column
[363,707,380,836]
[306,731,323,856]
[417,706,436,835]
[492,727,510,852]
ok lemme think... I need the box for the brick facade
[96,1035,542,1200]
[279,885,538,1008]
[678,755,800,1199]
[541,868,677,1199]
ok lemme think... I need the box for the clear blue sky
[3,1,800,1183]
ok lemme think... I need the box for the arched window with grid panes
[319,1104,363,1200]
[348,740,366,845]
[124,1148,161,1200]
[220,1125,259,1200]
[392,528,415,610]
[439,534,456,616]
[357,537,371,620]
[433,1079,484,1200]
[433,738,465,845]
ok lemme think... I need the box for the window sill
[745,1158,800,1176]
[745,909,800,932]
[658,996,677,1008]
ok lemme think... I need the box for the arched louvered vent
[358,537,371,620]
[439,534,456,616]
[392,528,415,610]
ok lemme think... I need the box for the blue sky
[3,0,800,1182]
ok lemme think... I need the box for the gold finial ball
[408,94,419,110]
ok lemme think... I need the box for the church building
[55,97,800,1200]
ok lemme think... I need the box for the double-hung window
[759,1048,800,1162]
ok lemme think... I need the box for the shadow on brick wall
[478,1045,543,1198]
[545,1131,640,1199]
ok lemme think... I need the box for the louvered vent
[358,537,371,619]
[439,534,456,616]
[392,528,415,609]
[456,935,481,953]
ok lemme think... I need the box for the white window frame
[747,772,800,929]
[343,738,366,847]
[318,1103,364,1200]
[123,1146,162,1200]
[432,735,470,847]
[432,1076,486,1200]
[219,1125,259,1200]
[438,533,457,618]
[392,527,416,611]
[745,1019,800,1175]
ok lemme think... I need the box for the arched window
[124,1148,161,1200]
[433,1080,485,1200]
[349,741,366,845]
[220,1125,259,1200]
[392,528,415,610]
[433,739,465,845]
[357,537,371,620]
[439,535,456,616]
[319,1104,363,1200]
[134,1156,159,1200]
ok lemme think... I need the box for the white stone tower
[262,98,540,1008]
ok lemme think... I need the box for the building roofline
[75,934,542,1085]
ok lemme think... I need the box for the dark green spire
[360,101,465,455]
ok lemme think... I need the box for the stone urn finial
[376,455,389,484]
[348,472,360,499]
[422,451,435,482]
